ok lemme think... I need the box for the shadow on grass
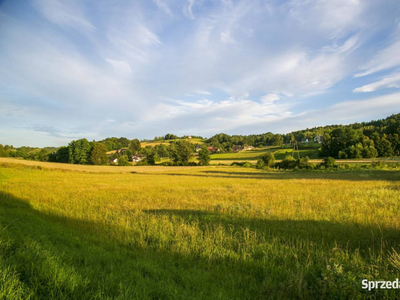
[150,169,400,182]
[1,191,399,299]
[143,209,400,253]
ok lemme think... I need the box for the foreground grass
[1,163,400,299]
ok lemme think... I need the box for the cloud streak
[0,0,400,146]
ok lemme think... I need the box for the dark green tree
[129,139,141,152]
[68,139,92,164]
[118,155,130,166]
[198,145,210,166]
[375,138,394,157]
[90,143,108,165]
[54,146,69,163]
[272,134,283,147]
[0,144,8,157]
[169,140,194,165]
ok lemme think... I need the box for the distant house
[110,158,118,164]
[232,145,244,152]
[187,135,192,139]
[313,135,324,144]
[243,146,254,151]
[207,147,220,154]
[131,154,144,162]
[196,145,202,152]
[117,149,126,155]
[301,138,309,144]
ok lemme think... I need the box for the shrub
[371,161,386,169]
[322,157,336,168]
[260,152,275,166]
[136,160,149,166]
[297,156,314,169]
[256,159,265,169]
[280,156,297,169]
[118,155,130,166]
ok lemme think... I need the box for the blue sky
[1,0,400,147]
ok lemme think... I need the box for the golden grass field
[1,158,400,299]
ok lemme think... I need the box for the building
[232,145,244,152]
[117,149,126,155]
[301,138,309,144]
[313,135,324,144]
[131,154,144,162]
[207,147,220,154]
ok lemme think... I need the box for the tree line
[1,113,399,164]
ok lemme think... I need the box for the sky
[1,0,400,147]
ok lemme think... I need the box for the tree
[129,139,141,152]
[68,139,92,164]
[375,138,394,157]
[118,155,130,166]
[165,133,179,140]
[169,140,194,165]
[260,152,275,166]
[0,144,8,157]
[144,147,156,165]
[90,143,108,165]
[54,146,69,163]
[198,145,210,166]
[272,134,283,147]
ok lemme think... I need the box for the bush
[297,156,314,169]
[371,161,387,169]
[322,157,336,168]
[118,155,130,166]
[136,160,148,166]
[260,152,275,166]
[256,159,265,169]
[280,156,297,169]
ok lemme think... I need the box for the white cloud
[183,0,196,19]
[153,0,173,16]
[288,0,363,39]
[220,30,236,45]
[105,59,132,75]
[353,73,400,93]
[261,94,280,104]
[193,90,211,96]
[32,0,95,32]
[1,0,400,146]
[355,40,400,77]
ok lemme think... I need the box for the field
[209,147,321,162]
[141,138,204,148]
[1,159,400,299]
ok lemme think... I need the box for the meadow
[1,159,400,299]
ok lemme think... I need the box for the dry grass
[1,160,400,299]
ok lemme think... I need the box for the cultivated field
[1,160,400,299]
[141,138,204,148]
[209,147,321,162]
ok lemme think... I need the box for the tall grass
[1,163,400,299]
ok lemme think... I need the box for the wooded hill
[1,113,399,162]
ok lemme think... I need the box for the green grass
[210,147,320,161]
[1,163,400,299]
